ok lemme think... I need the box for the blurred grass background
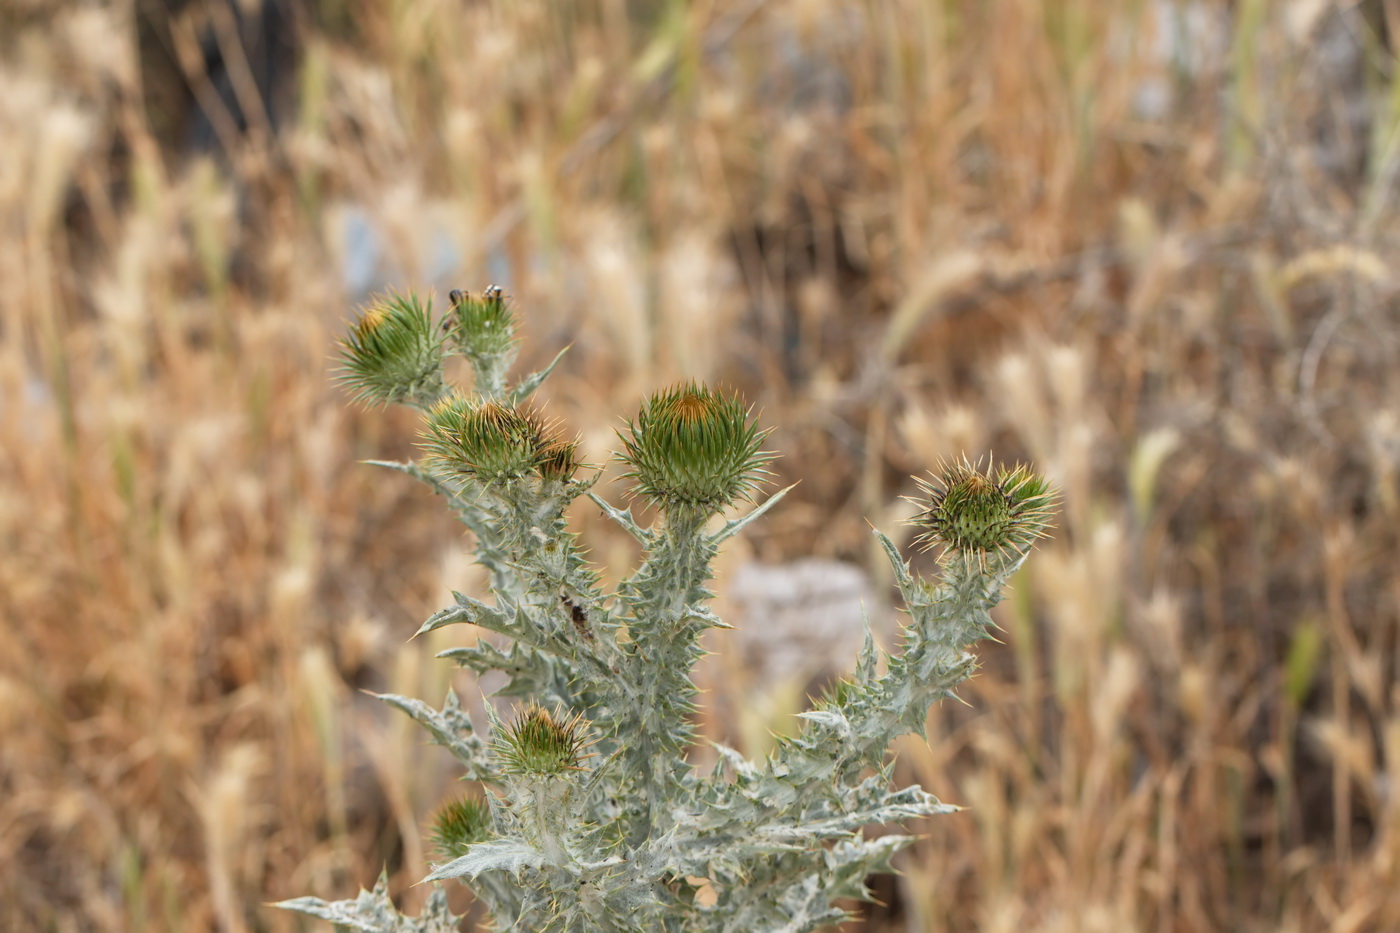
[4,0,1400,930]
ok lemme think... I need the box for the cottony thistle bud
[430,797,493,859]
[422,396,558,485]
[617,382,774,515]
[338,293,444,407]
[911,458,1056,564]
[494,705,591,778]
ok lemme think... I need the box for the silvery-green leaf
[371,691,493,781]
[425,839,545,881]
[274,873,461,932]
[507,346,569,404]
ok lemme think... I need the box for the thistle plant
[277,288,1055,932]
[338,292,445,408]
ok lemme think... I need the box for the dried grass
[3,1,1399,930]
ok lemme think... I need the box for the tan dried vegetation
[3,1,1399,931]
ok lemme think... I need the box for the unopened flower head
[444,285,517,366]
[494,705,591,777]
[617,382,774,514]
[537,437,583,483]
[422,396,562,484]
[816,677,860,710]
[431,797,493,859]
[911,458,1056,563]
[339,293,444,407]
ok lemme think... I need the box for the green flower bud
[430,797,493,859]
[911,458,1056,563]
[422,396,554,484]
[494,705,590,777]
[444,285,518,371]
[816,677,859,710]
[537,437,583,483]
[616,382,774,514]
[338,293,444,407]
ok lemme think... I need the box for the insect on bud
[443,285,517,363]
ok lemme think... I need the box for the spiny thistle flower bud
[493,705,591,777]
[443,285,517,367]
[537,437,583,483]
[816,677,859,710]
[430,797,493,859]
[617,382,774,514]
[911,458,1056,563]
[422,396,560,484]
[339,293,444,407]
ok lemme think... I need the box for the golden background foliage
[3,1,1399,930]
